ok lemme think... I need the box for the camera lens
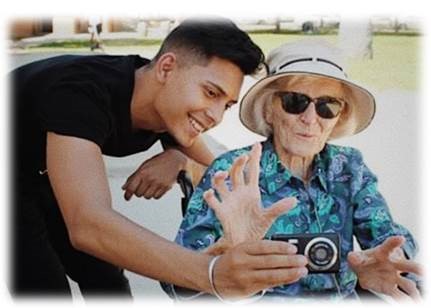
[305,237,338,271]
[310,243,333,265]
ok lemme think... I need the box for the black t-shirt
[12,54,176,182]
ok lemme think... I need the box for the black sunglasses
[275,91,344,119]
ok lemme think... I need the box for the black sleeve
[159,132,178,149]
[37,79,112,148]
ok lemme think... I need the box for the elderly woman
[162,40,422,301]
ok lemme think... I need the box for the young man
[11,18,302,300]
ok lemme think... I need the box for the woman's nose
[299,102,318,124]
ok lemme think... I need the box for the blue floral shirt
[163,138,417,300]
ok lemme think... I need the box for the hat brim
[239,71,376,139]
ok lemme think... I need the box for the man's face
[155,56,244,147]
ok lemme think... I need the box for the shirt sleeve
[159,132,178,148]
[351,150,418,259]
[37,78,112,148]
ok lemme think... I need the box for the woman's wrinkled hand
[203,143,297,248]
[348,235,422,301]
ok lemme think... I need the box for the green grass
[28,38,162,49]
[348,35,421,90]
[249,33,421,90]
[22,33,421,91]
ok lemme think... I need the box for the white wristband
[208,255,266,304]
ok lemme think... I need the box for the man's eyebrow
[206,81,226,95]
[206,81,237,103]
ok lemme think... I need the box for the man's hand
[348,236,422,301]
[203,143,297,247]
[122,149,187,200]
[213,240,308,300]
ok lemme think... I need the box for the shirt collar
[259,138,329,193]
[311,147,329,192]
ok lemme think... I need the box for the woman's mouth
[296,132,315,139]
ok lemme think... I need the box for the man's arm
[47,133,310,299]
[47,132,213,290]
[122,135,213,200]
[175,135,214,167]
[168,135,214,186]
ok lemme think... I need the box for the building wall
[9,18,52,39]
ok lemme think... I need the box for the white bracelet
[208,255,266,304]
[208,256,224,300]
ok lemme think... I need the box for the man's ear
[155,52,177,83]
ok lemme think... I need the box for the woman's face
[265,76,345,159]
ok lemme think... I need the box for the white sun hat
[239,39,376,139]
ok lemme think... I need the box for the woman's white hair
[252,87,278,136]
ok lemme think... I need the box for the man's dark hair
[151,18,264,75]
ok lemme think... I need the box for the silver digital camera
[271,233,340,273]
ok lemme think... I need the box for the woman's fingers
[378,236,405,257]
[263,197,297,221]
[389,287,413,301]
[229,143,263,190]
[347,250,380,273]
[247,143,262,186]
[397,276,421,300]
[211,171,230,199]
[393,259,423,276]
[210,143,262,194]
[347,251,366,267]
[230,155,248,190]
[203,188,221,212]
